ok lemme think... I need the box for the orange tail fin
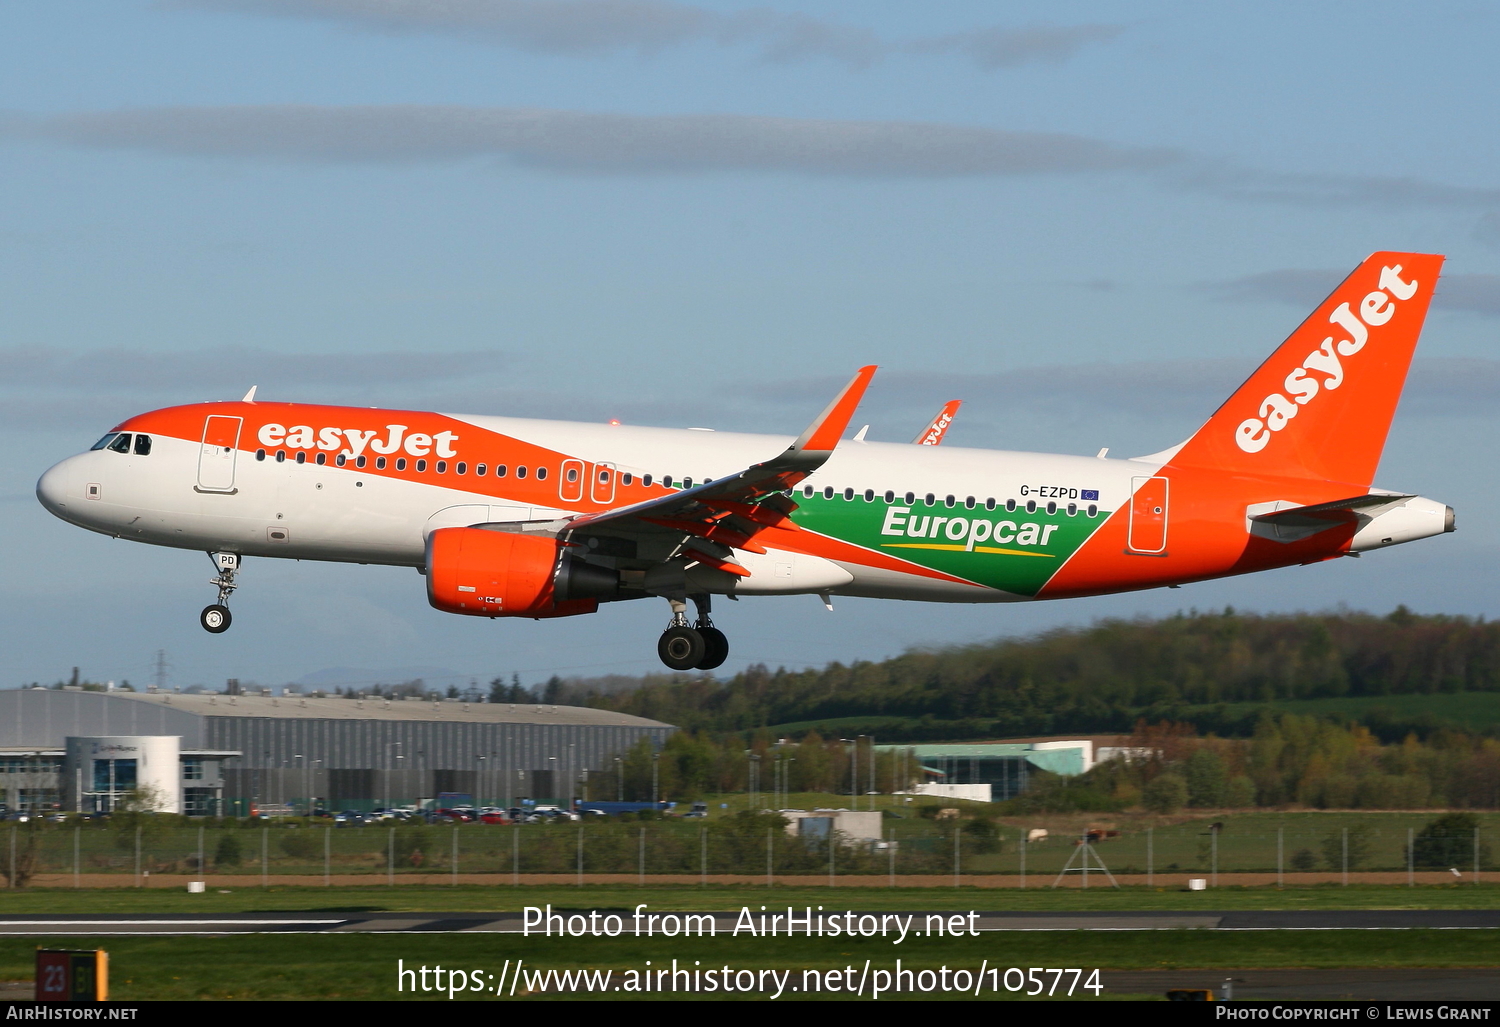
[1169,251,1444,487]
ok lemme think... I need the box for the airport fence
[3,810,1498,888]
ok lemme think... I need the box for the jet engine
[425,526,621,619]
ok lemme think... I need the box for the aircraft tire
[201,604,232,634]
[658,626,705,670]
[696,627,729,670]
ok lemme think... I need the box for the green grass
[2,930,1494,1000]
[1,883,1498,914]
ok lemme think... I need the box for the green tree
[1141,774,1188,814]
[214,833,243,868]
[1320,824,1373,870]
[1225,775,1256,808]
[1413,813,1489,869]
[1185,749,1228,807]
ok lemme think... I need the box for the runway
[0,909,1497,935]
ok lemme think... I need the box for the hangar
[0,686,673,815]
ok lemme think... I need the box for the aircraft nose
[36,458,78,518]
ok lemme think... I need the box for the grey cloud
[0,347,512,393]
[757,357,1500,422]
[1202,269,1500,316]
[7,351,1500,436]
[176,0,1120,70]
[1177,162,1500,209]
[4,105,1176,176]
[907,23,1128,69]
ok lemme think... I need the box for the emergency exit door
[1128,476,1169,554]
[196,416,242,493]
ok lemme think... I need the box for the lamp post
[547,756,558,803]
[294,754,305,815]
[651,752,660,807]
[384,742,404,810]
[476,755,487,808]
[614,757,622,802]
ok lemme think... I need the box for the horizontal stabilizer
[1248,493,1415,542]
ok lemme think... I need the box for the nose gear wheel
[201,551,240,633]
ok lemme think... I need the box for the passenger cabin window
[133,434,152,456]
[376,457,387,469]
[516,465,527,479]
[495,464,506,477]
[536,467,547,481]
[108,434,132,454]
[475,463,486,476]
[456,462,466,475]
[416,459,427,472]
[622,472,633,486]
[397,458,407,471]
[316,453,327,466]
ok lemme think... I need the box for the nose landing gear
[201,551,239,634]
[656,595,730,671]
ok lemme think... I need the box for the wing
[561,366,877,574]
[912,400,961,445]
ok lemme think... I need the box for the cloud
[1201,270,1500,316]
[0,346,512,392]
[1177,162,1500,209]
[2,105,1176,176]
[906,23,1128,69]
[756,357,1500,422]
[176,0,1123,70]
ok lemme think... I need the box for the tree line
[538,607,1500,739]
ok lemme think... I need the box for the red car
[479,810,511,825]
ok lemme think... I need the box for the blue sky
[2,1,1498,692]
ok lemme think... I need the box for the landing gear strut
[656,595,729,671]
[201,551,239,634]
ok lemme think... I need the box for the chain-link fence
[2,812,1495,887]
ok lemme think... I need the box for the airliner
[37,252,1453,670]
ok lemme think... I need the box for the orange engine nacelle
[426,527,600,619]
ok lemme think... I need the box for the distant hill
[543,607,1500,740]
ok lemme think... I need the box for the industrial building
[0,686,673,815]
[881,740,1095,802]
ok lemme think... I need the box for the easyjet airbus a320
[38,253,1454,670]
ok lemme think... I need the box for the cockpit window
[90,433,119,451]
[107,434,133,454]
[133,434,152,456]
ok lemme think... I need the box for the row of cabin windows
[244,450,1098,517]
[91,432,152,456]
[254,450,549,480]
[798,484,1100,519]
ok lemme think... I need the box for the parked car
[479,810,511,825]
[333,810,366,826]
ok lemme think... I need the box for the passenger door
[590,462,616,504]
[196,416,242,493]
[1127,475,1169,554]
[559,459,585,504]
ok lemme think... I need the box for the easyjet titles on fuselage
[256,422,460,460]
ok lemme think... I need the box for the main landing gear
[201,551,239,634]
[657,594,729,671]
